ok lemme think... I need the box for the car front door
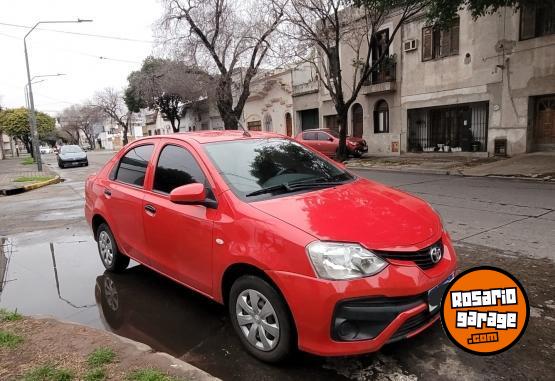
[317,132,336,156]
[103,144,155,265]
[142,142,216,296]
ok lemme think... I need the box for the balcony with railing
[292,80,319,96]
[362,59,396,94]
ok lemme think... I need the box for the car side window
[303,132,317,140]
[153,145,207,194]
[115,144,154,187]
[317,132,331,141]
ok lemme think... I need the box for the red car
[85,131,457,363]
[295,128,368,158]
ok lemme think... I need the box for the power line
[0,21,154,44]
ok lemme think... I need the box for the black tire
[353,150,363,158]
[96,223,129,273]
[229,275,295,363]
[58,161,65,169]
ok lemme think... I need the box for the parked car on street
[295,128,368,158]
[57,145,89,168]
[85,131,456,363]
[39,146,53,154]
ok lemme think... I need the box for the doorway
[285,113,293,136]
[534,95,555,150]
[352,104,363,138]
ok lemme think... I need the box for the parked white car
[39,146,53,154]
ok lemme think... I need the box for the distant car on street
[295,128,368,158]
[57,145,89,168]
[85,131,456,363]
[39,146,53,154]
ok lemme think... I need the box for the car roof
[135,130,285,144]
[300,129,334,133]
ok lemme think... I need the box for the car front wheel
[96,223,129,272]
[229,275,295,363]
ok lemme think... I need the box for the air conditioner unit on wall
[403,39,417,52]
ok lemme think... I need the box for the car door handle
[104,188,112,197]
[144,204,156,215]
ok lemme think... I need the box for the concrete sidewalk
[0,155,59,195]
[346,152,555,180]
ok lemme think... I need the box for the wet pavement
[1,151,554,380]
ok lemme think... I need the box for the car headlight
[306,241,388,280]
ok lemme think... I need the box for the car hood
[59,152,86,159]
[250,178,441,250]
[347,136,365,144]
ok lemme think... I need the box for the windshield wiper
[245,180,346,197]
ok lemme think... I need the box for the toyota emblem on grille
[429,246,442,264]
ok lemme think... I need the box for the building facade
[291,4,555,156]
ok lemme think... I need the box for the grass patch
[87,347,116,367]
[84,367,107,381]
[0,330,23,348]
[23,364,73,381]
[127,369,181,381]
[0,308,22,322]
[21,157,35,165]
[13,175,55,183]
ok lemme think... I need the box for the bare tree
[284,0,430,158]
[158,0,286,130]
[93,88,131,145]
[58,104,104,148]
[126,57,212,133]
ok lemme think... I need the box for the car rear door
[141,141,216,296]
[301,131,319,151]
[103,143,155,265]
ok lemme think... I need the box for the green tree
[0,107,55,155]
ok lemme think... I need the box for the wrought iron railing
[364,60,396,85]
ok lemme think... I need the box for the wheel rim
[103,277,119,311]
[235,289,280,351]
[98,231,114,267]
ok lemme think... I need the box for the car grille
[389,309,439,342]
[374,240,443,270]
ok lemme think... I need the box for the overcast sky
[0,0,162,115]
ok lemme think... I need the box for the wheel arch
[91,213,109,241]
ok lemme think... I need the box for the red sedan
[295,128,368,158]
[85,131,457,363]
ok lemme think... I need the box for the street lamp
[24,19,92,171]
[24,73,66,110]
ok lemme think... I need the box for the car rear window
[115,144,154,187]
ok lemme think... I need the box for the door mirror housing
[328,137,334,142]
[170,183,206,204]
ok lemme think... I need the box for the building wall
[401,8,555,155]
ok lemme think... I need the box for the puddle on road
[0,232,350,380]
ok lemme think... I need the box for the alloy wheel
[98,231,114,267]
[235,289,280,351]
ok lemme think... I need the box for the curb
[31,315,220,380]
[347,166,555,182]
[0,175,61,196]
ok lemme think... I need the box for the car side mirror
[328,137,334,142]
[170,183,206,205]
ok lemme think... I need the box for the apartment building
[292,4,555,156]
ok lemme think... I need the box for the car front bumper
[266,231,457,356]
[60,158,88,166]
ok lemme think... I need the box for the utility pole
[24,19,92,171]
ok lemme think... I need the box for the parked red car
[295,128,368,158]
[85,131,457,363]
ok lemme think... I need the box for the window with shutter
[440,29,451,57]
[450,24,460,54]
[422,26,433,61]
[520,5,537,40]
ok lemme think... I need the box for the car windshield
[203,138,354,200]
[325,130,340,138]
[60,145,83,154]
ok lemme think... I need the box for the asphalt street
[0,151,554,380]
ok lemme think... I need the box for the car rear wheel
[229,275,295,363]
[58,161,65,169]
[96,223,129,273]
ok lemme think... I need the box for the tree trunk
[217,77,238,130]
[122,127,128,145]
[336,108,349,161]
[169,117,179,133]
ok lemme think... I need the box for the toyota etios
[85,131,457,363]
